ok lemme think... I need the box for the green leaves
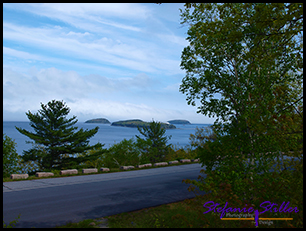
[179,3,303,219]
[3,214,21,228]
[106,138,141,168]
[3,134,20,177]
[180,3,302,121]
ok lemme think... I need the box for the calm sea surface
[3,121,213,156]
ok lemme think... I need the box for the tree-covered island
[167,120,191,125]
[85,118,111,124]
[111,119,176,129]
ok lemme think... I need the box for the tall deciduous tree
[16,100,103,171]
[179,3,303,206]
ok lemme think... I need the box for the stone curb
[136,163,153,168]
[10,174,29,180]
[153,162,168,167]
[60,169,78,175]
[8,160,197,180]
[136,164,145,168]
[180,159,191,163]
[120,166,135,170]
[168,160,179,164]
[35,172,54,177]
[82,168,98,174]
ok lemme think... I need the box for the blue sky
[3,3,216,124]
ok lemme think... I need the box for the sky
[3,3,217,124]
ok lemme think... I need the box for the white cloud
[66,31,91,37]
[3,3,149,32]
[66,98,210,124]
[3,67,156,113]
[163,82,181,92]
[3,66,214,123]
[3,4,216,124]
[3,47,135,77]
[3,22,182,75]
[3,47,42,60]
[37,3,150,19]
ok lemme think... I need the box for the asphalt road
[3,163,209,228]
[3,156,301,228]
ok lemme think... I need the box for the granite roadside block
[3,163,204,193]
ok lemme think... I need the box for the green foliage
[189,126,217,148]
[179,2,303,224]
[56,218,100,228]
[15,100,103,171]
[165,145,197,162]
[3,134,20,177]
[136,120,172,163]
[15,156,39,175]
[3,214,20,228]
[105,138,142,168]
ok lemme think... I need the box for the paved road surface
[3,163,209,228]
[3,156,301,228]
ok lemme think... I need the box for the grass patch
[104,193,301,228]
[55,219,101,228]
[57,192,298,228]
[103,195,244,228]
[55,167,302,228]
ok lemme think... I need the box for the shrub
[3,134,20,177]
[105,138,141,168]
[3,214,20,228]
[164,145,197,162]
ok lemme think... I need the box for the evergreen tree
[136,120,172,163]
[16,100,103,171]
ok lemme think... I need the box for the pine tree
[16,100,103,171]
[136,120,172,163]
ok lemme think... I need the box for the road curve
[3,156,301,228]
[3,163,208,228]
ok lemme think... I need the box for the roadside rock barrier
[180,159,191,163]
[35,172,54,177]
[60,169,78,175]
[168,160,179,165]
[136,164,146,168]
[100,167,110,172]
[120,166,135,170]
[153,162,168,167]
[10,174,29,180]
[82,168,98,174]
[137,163,152,168]
[191,158,200,162]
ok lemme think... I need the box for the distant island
[111,119,176,129]
[85,118,111,124]
[167,119,191,125]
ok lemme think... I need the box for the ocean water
[3,121,213,156]
[3,121,302,175]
